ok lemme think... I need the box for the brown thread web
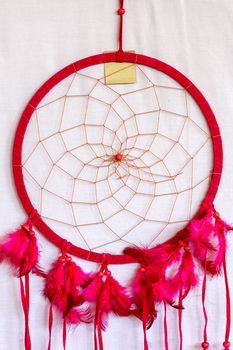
[22,63,212,254]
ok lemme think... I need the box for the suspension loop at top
[117,0,125,52]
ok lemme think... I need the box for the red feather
[170,249,199,302]
[83,266,131,330]
[130,265,157,329]
[125,242,182,307]
[0,222,39,276]
[44,255,92,324]
[189,208,231,275]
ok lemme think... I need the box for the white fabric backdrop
[0,0,233,349]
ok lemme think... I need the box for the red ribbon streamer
[142,284,149,350]
[47,304,53,350]
[94,277,104,350]
[20,274,31,350]
[223,244,231,347]
[178,290,183,350]
[118,0,124,52]
[63,319,67,350]
[163,302,169,350]
[201,256,208,346]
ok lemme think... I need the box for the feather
[0,222,39,276]
[83,273,103,302]
[83,266,131,330]
[130,265,157,329]
[44,255,92,324]
[125,243,182,307]
[189,208,231,275]
[171,249,199,302]
[208,213,229,275]
[106,275,131,317]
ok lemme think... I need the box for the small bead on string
[114,153,124,162]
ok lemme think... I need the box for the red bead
[115,153,123,161]
[29,230,35,236]
[118,8,125,15]
[140,267,146,273]
[66,255,72,262]
[223,341,231,348]
[184,246,191,252]
[58,256,66,263]
[178,240,185,247]
[201,341,209,349]
[106,270,112,276]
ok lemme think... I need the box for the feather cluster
[2,205,231,344]
[0,221,39,276]
[83,264,131,330]
[43,255,92,324]
[188,207,231,275]
[124,237,199,327]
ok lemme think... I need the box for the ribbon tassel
[0,219,39,350]
[20,274,31,350]
[83,263,131,350]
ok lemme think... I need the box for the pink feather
[125,243,182,305]
[208,215,228,275]
[0,222,39,276]
[44,256,92,324]
[189,208,230,275]
[130,265,157,329]
[83,267,131,330]
[170,250,199,302]
[105,275,131,317]
[83,273,103,302]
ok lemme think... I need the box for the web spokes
[22,63,212,254]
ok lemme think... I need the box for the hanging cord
[201,256,209,350]
[94,259,108,350]
[63,319,67,350]
[19,274,31,350]
[117,0,125,52]
[178,289,183,350]
[47,304,53,350]
[142,282,149,350]
[222,240,231,350]
[163,301,169,350]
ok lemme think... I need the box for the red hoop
[12,51,223,264]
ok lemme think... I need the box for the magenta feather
[170,250,199,302]
[83,268,131,330]
[130,265,157,329]
[44,256,92,324]
[0,222,39,276]
[189,208,231,275]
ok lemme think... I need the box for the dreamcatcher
[1,1,232,350]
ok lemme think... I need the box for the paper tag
[104,52,136,85]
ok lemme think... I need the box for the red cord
[223,242,231,349]
[178,290,183,350]
[94,276,105,350]
[118,0,125,51]
[94,318,98,350]
[142,284,149,350]
[47,304,53,350]
[163,301,169,350]
[201,256,209,349]
[63,319,67,350]
[20,274,31,350]
[97,320,104,350]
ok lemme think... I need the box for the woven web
[22,63,213,254]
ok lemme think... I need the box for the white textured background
[0,0,233,349]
